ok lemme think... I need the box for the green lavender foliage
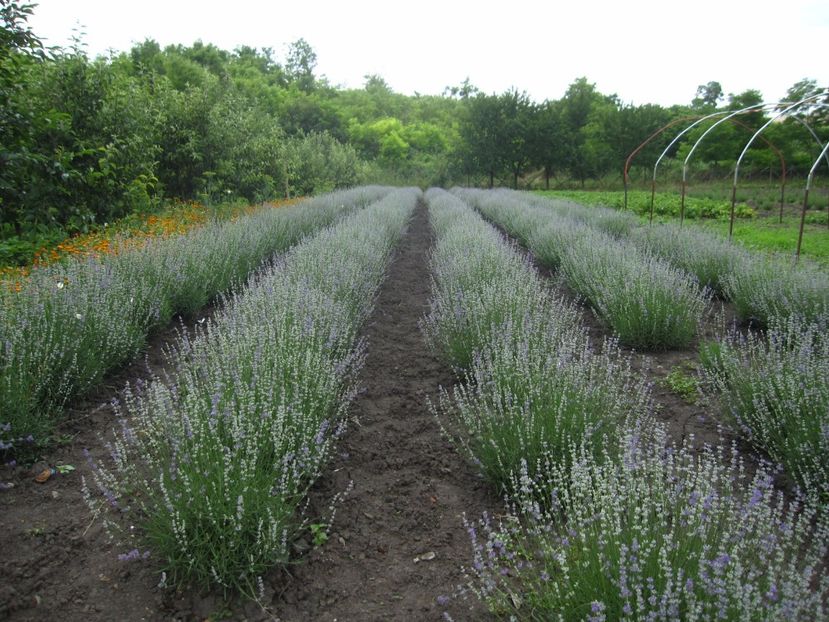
[722,258,829,327]
[631,224,749,297]
[458,188,709,350]
[424,188,651,494]
[465,428,829,621]
[422,188,546,370]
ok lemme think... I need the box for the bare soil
[271,198,496,621]
[0,199,497,621]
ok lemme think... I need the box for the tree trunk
[545,168,551,190]
[489,170,494,189]
[513,169,518,190]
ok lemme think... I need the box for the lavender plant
[82,189,418,592]
[631,224,749,297]
[456,189,709,349]
[426,189,653,495]
[453,188,549,247]
[464,427,829,620]
[434,312,652,494]
[558,229,709,350]
[701,315,829,501]
[422,189,548,370]
[0,187,388,456]
[532,191,828,326]
[722,257,829,328]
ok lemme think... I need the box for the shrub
[723,258,829,327]
[701,315,829,500]
[558,229,709,350]
[464,428,829,620]
[631,224,749,297]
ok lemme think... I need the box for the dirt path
[271,199,496,621]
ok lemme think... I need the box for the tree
[497,89,535,189]
[691,81,723,110]
[781,78,829,126]
[459,92,503,187]
[560,77,603,185]
[528,100,566,189]
[285,38,316,93]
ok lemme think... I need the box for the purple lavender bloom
[711,553,731,573]
[314,420,330,446]
[118,549,140,562]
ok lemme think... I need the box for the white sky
[29,0,829,107]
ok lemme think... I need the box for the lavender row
[0,187,389,456]
[83,188,419,592]
[422,190,828,619]
[700,316,829,501]
[457,188,709,350]
[528,192,829,327]
[522,191,829,504]
[423,186,651,504]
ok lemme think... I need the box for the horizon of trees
[1,0,827,263]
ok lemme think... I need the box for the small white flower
[56,282,65,289]
[75,313,83,320]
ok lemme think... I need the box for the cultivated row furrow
[463,187,829,505]
[83,188,418,592]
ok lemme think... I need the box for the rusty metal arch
[624,113,787,223]
[774,112,829,222]
[647,110,732,223]
[623,116,697,211]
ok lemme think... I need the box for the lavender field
[1,187,827,621]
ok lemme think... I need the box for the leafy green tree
[528,100,566,189]
[284,131,364,195]
[497,89,535,189]
[285,38,316,93]
[560,77,603,184]
[459,92,503,187]
[1,0,47,235]
[691,81,723,110]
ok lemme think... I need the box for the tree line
[1,0,826,263]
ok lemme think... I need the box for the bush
[701,315,829,500]
[464,428,829,620]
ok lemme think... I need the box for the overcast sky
[28,0,829,107]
